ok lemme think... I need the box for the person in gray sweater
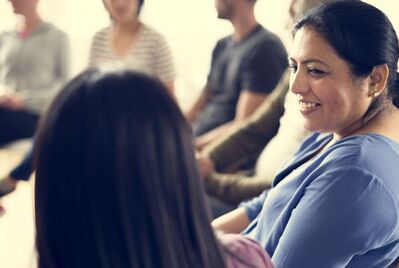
[0,0,69,196]
[0,0,69,143]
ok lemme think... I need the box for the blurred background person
[0,0,69,196]
[89,0,175,94]
[0,0,176,198]
[186,0,287,151]
[198,0,332,218]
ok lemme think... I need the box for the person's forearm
[195,90,269,148]
[195,119,245,150]
[203,81,289,171]
[185,106,200,123]
[185,88,210,122]
[212,207,250,234]
[206,173,272,205]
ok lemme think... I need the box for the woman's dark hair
[34,70,225,268]
[138,0,144,14]
[294,0,399,111]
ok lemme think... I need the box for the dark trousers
[10,146,34,181]
[0,108,39,146]
[0,107,39,181]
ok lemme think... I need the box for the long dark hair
[34,70,225,268]
[294,0,399,113]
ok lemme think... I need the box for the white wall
[1,0,398,106]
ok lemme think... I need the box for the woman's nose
[289,70,309,95]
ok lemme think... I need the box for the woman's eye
[308,68,325,76]
[288,64,297,73]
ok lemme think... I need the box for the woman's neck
[334,104,399,142]
[111,20,141,57]
[113,19,141,37]
[359,105,399,141]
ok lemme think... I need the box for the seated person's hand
[195,136,209,151]
[0,93,25,110]
[196,153,215,177]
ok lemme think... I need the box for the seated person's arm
[205,173,272,205]
[212,207,250,234]
[212,189,268,233]
[185,86,211,123]
[201,72,289,172]
[196,34,288,151]
[0,93,25,110]
[195,90,269,150]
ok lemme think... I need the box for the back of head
[294,0,399,108]
[35,70,225,268]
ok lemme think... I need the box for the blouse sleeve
[239,190,269,221]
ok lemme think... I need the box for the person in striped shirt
[89,0,176,95]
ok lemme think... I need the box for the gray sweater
[0,22,70,114]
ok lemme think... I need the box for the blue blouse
[242,133,399,267]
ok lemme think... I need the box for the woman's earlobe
[368,90,381,98]
[369,64,389,92]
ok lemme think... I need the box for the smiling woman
[213,1,399,267]
[288,28,382,138]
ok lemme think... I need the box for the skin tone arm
[212,207,251,234]
[196,154,215,176]
[195,90,268,150]
[185,86,211,123]
[164,80,175,98]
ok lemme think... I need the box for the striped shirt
[88,23,175,83]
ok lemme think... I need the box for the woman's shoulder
[139,23,168,44]
[336,132,399,148]
[219,233,274,268]
[327,133,399,167]
[92,26,111,42]
[313,133,399,201]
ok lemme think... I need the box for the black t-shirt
[194,25,287,136]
